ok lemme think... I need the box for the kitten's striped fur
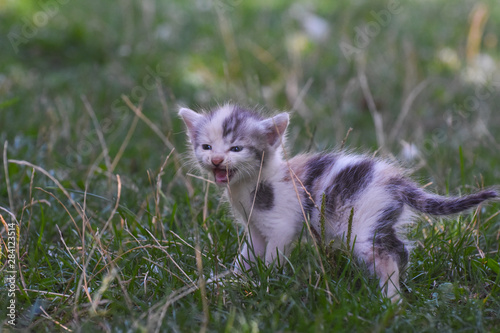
[179,104,497,301]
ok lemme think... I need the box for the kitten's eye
[202,144,212,150]
[230,146,243,152]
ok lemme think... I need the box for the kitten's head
[179,104,289,186]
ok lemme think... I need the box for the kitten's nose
[211,156,224,166]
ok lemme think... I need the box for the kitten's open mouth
[213,168,235,184]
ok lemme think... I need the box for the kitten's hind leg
[235,226,266,274]
[370,203,409,302]
[357,245,402,302]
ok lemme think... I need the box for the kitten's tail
[390,178,498,215]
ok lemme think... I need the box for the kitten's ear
[262,113,289,146]
[178,107,202,139]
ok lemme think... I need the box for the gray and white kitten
[179,104,497,301]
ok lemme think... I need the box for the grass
[1,0,500,331]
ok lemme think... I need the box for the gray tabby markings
[326,159,374,209]
[389,178,498,215]
[374,203,408,266]
[303,154,337,218]
[253,181,275,211]
[222,106,262,142]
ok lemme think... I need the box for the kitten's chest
[228,179,299,226]
[229,189,255,222]
[227,185,268,223]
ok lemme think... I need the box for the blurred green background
[2,0,499,179]
[1,0,499,331]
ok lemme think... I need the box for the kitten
[178,104,498,301]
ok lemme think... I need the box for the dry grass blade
[3,141,14,212]
[346,207,354,250]
[0,206,19,226]
[74,175,126,312]
[187,173,216,185]
[121,95,174,150]
[195,242,209,333]
[0,213,9,237]
[81,95,112,173]
[320,194,326,246]
[246,151,265,226]
[357,67,385,150]
[291,77,314,116]
[101,174,122,235]
[22,199,51,210]
[202,182,210,228]
[340,127,353,150]
[56,225,85,274]
[121,95,194,194]
[153,150,175,233]
[389,79,430,143]
[90,268,118,314]
[466,3,489,64]
[142,257,187,284]
[8,160,88,228]
[25,166,36,243]
[231,151,265,268]
[214,5,241,78]
[91,243,182,278]
[23,289,73,298]
[144,228,194,284]
[36,187,82,238]
[475,118,500,150]
[39,306,73,332]
[1,200,26,291]
[156,81,172,129]
[140,270,232,333]
[111,114,139,172]
[150,283,199,333]
[247,39,287,74]
[169,230,208,258]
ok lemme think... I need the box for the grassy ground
[1,0,500,331]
